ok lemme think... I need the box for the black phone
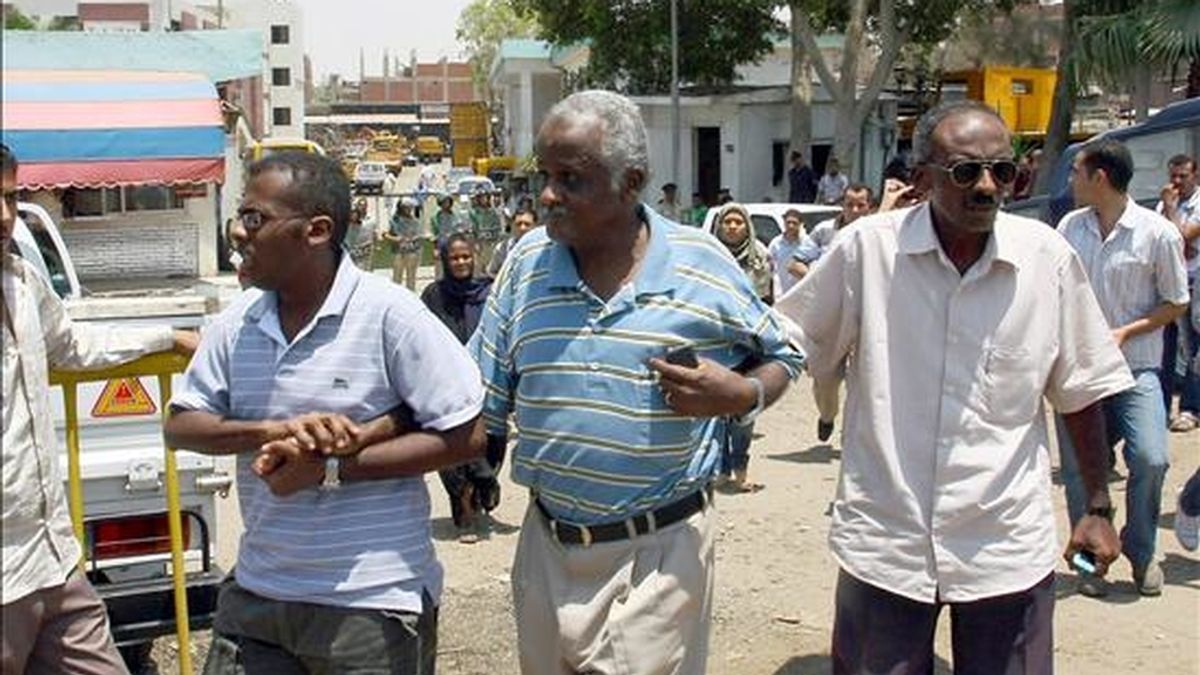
[663,345,699,368]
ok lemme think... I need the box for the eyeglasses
[928,159,1018,188]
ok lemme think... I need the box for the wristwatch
[732,377,765,427]
[1086,504,1115,520]
[320,456,342,491]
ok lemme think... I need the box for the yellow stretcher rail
[50,352,195,675]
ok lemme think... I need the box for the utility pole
[670,0,680,187]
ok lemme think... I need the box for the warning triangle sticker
[91,377,158,418]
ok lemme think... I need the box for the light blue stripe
[3,127,223,162]
[2,80,216,103]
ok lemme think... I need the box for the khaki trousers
[392,251,420,291]
[512,502,715,675]
[813,375,842,423]
[2,570,129,675]
[475,239,498,276]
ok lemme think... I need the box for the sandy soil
[154,377,1199,675]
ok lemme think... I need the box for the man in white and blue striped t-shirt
[470,90,804,675]
[165,152,485,674]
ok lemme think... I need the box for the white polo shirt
[776,204,1133,603]
[1058,198,1190,371]
[173,255,483,612]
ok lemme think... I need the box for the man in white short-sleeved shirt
[165,152,485,674]
[776,101,1132,674]
[1056,138,1189,598]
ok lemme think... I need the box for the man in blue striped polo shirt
[164,152,485,674]
[470,90,803,675]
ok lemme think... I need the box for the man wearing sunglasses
[1055,139,1190,599]
[776,100,1132,674]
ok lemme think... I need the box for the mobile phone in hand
[663,345,699,368]
[1071,550,1097,575]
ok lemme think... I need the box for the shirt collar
[898,203,1019,271]
[245,253,362,324]
[545,203,677,295]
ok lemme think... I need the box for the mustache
[968,192,998,208]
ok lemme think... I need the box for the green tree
[1037,0,1200,192]
[456,0,541,92]
[787,0,1016,178]
[2,6,37,30]
[514,0,783,94]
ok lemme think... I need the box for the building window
[63,187,184,218]
[273,107,292,127]
[270,24,289,44]
[272,67,291,87]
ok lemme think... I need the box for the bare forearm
[1061,403,1113,511]
[748,360,792,409]
[787,261,809,280]
[1119,302,1188,340]
[340,416,486,482]
[164,409,284,455]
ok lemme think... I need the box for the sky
[296,0,474,80]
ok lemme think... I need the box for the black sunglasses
[928,159,1018,188]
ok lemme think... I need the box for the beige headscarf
[714,203,772,300]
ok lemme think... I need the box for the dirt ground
[157,375,1199,675]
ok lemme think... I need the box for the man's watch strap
[321,456,342,490]
[1086,505,1115,520]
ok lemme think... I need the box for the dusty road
[188,371,1200,675]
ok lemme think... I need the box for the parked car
[353,161,388,195]
[701,203,841,247]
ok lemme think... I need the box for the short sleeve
[385,306,483,431]
[468,259,517,436]
[775,232,859,381]
[1044,251,1135,413]
[170,318,232,416]
[1153,228,1190,307]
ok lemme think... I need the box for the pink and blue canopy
[1,70,225,190]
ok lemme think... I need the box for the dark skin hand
[647,357,791,418]
[1059,402,1121,575]
[253,415,485,497]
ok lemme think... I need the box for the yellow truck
[415,136,446,163]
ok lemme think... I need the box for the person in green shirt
[432,194,465,280]
[469,186,503,274]
[684,191,708,227]
[383,198,425,291]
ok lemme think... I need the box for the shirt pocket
[975,345,1041,426]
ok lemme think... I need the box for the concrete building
[355,57,479,105]
[489,38,898,203]
[215,0,306,139]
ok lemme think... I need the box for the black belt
[534,487,712,547]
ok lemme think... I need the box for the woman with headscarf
[420,233,506,541]
[713,202,773,492]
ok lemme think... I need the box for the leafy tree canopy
[514,0,784,94]
[456,0,542,88]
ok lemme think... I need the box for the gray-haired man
[471,90,803,675]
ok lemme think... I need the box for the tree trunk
[1188,55,1200,99]
[1037,0,1075,195]
[789,2,813,166]
[1132,62,1151,123]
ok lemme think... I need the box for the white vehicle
[353,161,388,195]
[701,202,841,247]
[452,176,497,205]
[13,202,227,671]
